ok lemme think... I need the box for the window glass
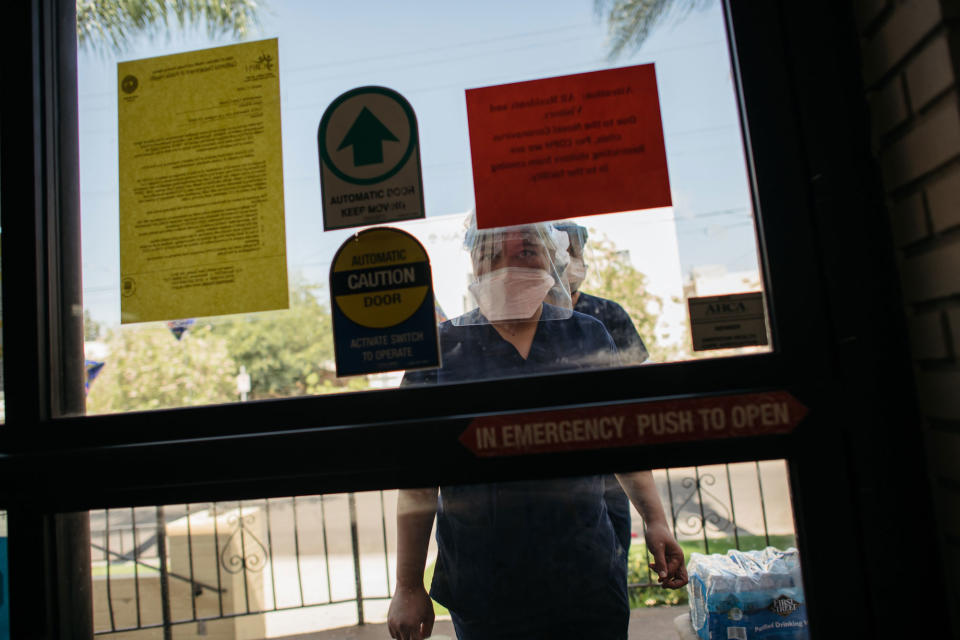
[78,1,767,414]
[89,461,800,638]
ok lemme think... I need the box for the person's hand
[387,584,435,640]
[645,521,688,589]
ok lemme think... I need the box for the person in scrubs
[554,220,650,366]
[388,217,686,640]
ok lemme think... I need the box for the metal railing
[91,461,795,636]
[628,462,794,592]
[91,493,395,636]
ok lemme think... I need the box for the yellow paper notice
[118,39,288,323]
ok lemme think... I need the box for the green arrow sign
[318,85,425,230]
[318,86,418,185]
[337,107,399,166]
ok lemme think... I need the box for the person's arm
[388,487,439,640]
[615,471,688,589]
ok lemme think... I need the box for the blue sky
[78,0,756,325]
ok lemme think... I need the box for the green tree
[594,0,714,58]
[582,232,680,362]
[85,322,236,413]
[84,309,103,341]
[85,280,364,413]
[77,0,265,53]
[212,279,367,400]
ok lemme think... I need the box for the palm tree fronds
[77,0,264,54]
[595,0,714,59]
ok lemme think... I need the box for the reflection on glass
[88,462,797,638]
[78,1,767,414]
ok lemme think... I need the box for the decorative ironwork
[672,472,739,537]
[220,510,268,575]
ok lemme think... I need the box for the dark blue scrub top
[403,303,620,384]
[574,292,649,366]
[402,304,629,623]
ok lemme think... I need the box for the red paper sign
[460,392,806,457]
[465,64,671,229]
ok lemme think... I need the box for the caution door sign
[318,86,425,230]
[330,227,440,376]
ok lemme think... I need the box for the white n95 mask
[565,257,587,293]
[469,267,555,322]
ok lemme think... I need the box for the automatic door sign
[688,291,769,351]
[330,227,440,376]
[318,87,425,230]
[460,391,807,458]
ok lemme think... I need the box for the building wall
[855,0,960,633]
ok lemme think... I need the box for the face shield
[454,216,573,325]
[554,221,589,294]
